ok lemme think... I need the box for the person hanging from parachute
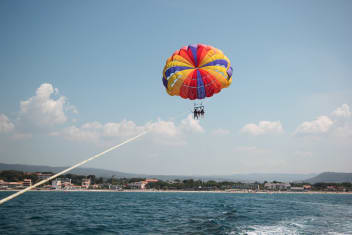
[192,103,204,120]
[199,104,205,118]
[162,44,233,119]
[193,105,199,119]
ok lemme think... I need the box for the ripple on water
[0,192,352,234]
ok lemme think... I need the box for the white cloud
[11,84,205,145]
[331,118,352,138]
[50,125,100,142]
[19,83,77,127]
[51,120,141,143]
[211,128,230,136]
[104,120,145,137]
[332,104,351,118]
[241,121,283,136]
[52,115,203,145]
[180,114,204,133]
[82,121,103,130]
[294,104,352,137]
[295,116,333,135]
[147,119,180,137]
[0,114,15,133]
[331,104,352,138]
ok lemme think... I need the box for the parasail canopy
[162,44,233,100]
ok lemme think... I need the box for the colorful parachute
[162,44,233,100]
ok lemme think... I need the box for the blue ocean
[0,191,351,234]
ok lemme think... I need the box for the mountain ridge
[303,172,352,183]
[0,162,320,182]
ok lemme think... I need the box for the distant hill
[0,162,318,182]
[4,163,352,184]
[304,172,352,183]
[0,162,139,178]
[228,173,317,182]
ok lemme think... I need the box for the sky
[0,0,352,175]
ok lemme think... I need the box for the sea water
[0,191,351,234]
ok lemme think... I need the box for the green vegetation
[1,170,351,191]
[0,170,39,183]
[146,179,247,190]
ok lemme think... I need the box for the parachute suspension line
[0,130,148,206]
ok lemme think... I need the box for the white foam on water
[327,233,349,235]
[235,217,314,235]
[244,224,300,235]
[237,215,352,235]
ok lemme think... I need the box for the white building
[23,179,32,187]
[0,180,8,189]
[127,179,158,189]
[81,178,91,189]
[264,182,291,190]
[52,178,72,190]
[128,181,148,189]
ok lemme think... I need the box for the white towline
[0,130,148,205]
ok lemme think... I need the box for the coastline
[1,189,352,194]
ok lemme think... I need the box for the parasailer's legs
[200,107,205,118]
[193,103,205,119]
[193,108,198,119]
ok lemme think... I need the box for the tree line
[1,170,351,191]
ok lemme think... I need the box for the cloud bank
[241,121,283,136]
[295,104,352,137]
[332,104,351,118]
[51,114,204,145]
[294,116,333,135]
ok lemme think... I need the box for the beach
[2,188,352,195]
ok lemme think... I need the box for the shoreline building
[128,181,147,189]
[81,178,91,189]
[290,187,304,192]
[264,182,291,191]
[127,179,159,190]
[52,178,72,190]
[232,183,260,191]
[23,179,32,187]
[0,180,7,189]
[0,181,23,189]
